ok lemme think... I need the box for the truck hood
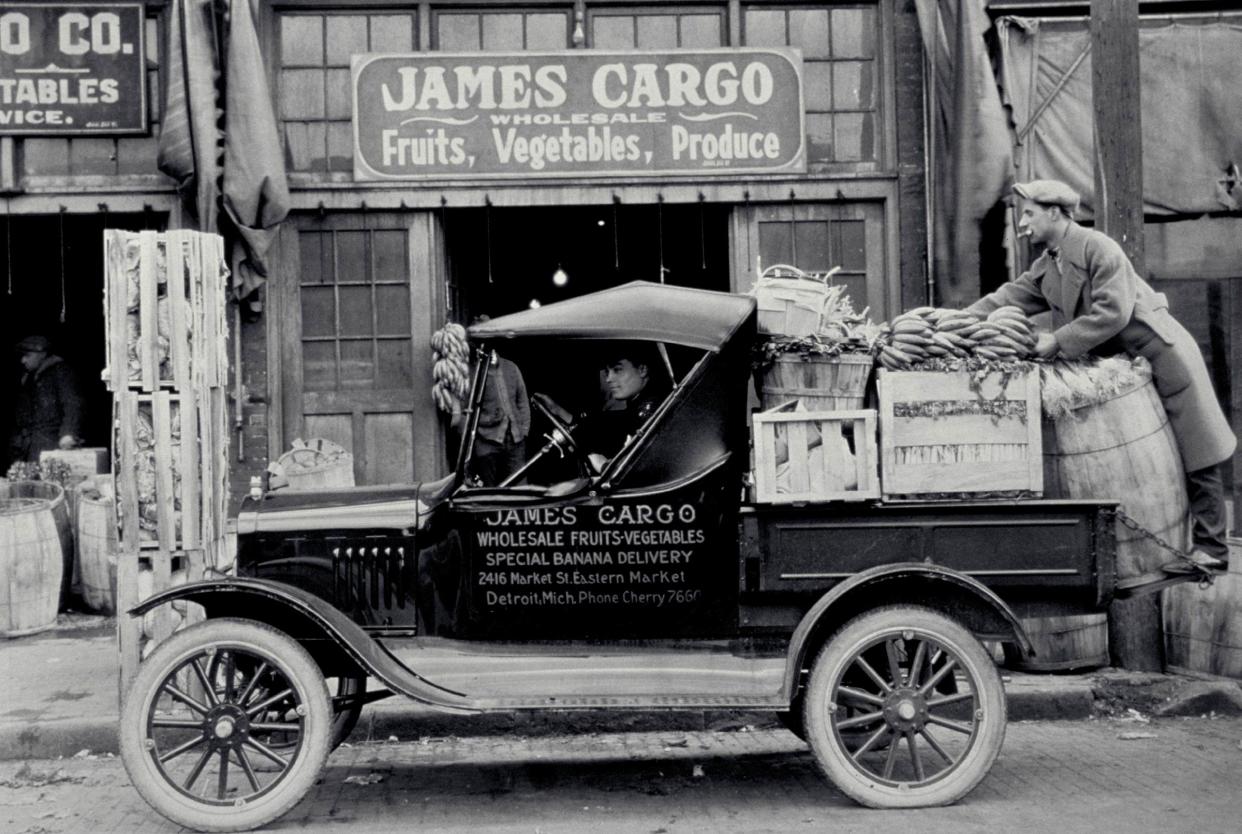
[235,475,455,535]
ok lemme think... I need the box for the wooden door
[278,212,442,485]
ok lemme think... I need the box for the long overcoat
[9,355,83,463]
[967,222,1235,472]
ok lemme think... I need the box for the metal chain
[1114,507,1215,586]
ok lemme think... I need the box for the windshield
[455,340,706,491]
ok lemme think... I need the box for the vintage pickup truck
[121,282,1126,831]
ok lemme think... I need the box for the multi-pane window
[743,4,879,168]
[279,12,419,173]
[589,8,725,48]
[299,228,412,391]
[435,9,571,50]
[751,202,887,316]
[23,13,162,178]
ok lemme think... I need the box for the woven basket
[760,353,874,412]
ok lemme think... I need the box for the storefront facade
[8,2,1231,519]
[262,0,928,487]
[0,0,929,496]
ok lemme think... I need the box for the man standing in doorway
[8,335,83,464]
[466,316,531,486]
[967,180,1236,571]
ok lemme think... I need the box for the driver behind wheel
[534,344,668,473]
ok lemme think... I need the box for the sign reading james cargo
[0,4,146,134]
[353,48,805,180]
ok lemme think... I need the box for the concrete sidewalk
[3,613,1240,761]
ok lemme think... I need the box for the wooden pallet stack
[103,230,231,694]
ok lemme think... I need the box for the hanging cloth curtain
[997,16,1242,217]
[157,0,222,233]
[222,0,291,301]
[913,0,1014,306]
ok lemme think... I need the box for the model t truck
[120,283,1124,831]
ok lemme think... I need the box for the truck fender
[129,577,476,715]
[782,563,1033,700]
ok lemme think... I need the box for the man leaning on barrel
[966,179,1237,572]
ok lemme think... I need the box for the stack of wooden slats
[103,230,231,693]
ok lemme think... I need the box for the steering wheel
[496,396,603,488]
[530,394,579,458]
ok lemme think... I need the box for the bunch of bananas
[430,323,470,414]
[878,306,936,369]
[970,306,1036,361]
[878,305,1037,369]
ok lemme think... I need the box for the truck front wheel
[120,618,332,832]
[803,605,1006,808]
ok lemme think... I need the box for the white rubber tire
[803,605,1006,809]
[119,618,332,832]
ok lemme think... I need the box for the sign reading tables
[0,3,146,135]
[353,48,805,180]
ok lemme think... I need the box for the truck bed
[740,498,1116,615]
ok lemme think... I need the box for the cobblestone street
[2,717,1240,834]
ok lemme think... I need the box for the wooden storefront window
[588,7,726,48]
[749,202,890,318]
[299,227,412,393]
[279,11,419,173]
[434,8,571,50]
[742,3,880,170]
[21,13,162,180]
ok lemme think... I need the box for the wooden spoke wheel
[803,606,1006,808]
[120,618,331,832]
[207,654,364,754]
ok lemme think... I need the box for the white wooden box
[752,406,879,503]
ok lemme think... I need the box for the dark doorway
[443,203,732,319]
[1,212,163,471]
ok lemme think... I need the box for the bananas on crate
[879,305,1035,369]
[430,323,470,414]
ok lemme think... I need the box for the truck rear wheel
[120,618,331,832]
[803,605,1006,808]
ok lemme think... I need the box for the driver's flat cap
[1013,180,1080,213]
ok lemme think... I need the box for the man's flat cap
[15,335,50,353]
[1013,180,1080,213]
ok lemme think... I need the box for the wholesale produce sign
[0,4,146,134]
[353,48,805,180]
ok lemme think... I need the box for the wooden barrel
[0,496,65,636]
[1007,613,1111,671]
[1042,375,1188,589]
[5,481,73,609]
[1011,372,1187,672]
[759,353,873,412]
[1162,538,1242,679]
[75,479,118,615]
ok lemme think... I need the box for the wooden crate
[104,230,229,393]
[105,229,231,696]
[877,367,1043,499]
[752,406,879,503]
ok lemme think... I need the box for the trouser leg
[1185,463,1228,558]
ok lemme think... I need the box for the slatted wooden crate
[105,230,231,697]
[877,367,1042,500]
[752,405,879,503]
[103,230,229,393]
